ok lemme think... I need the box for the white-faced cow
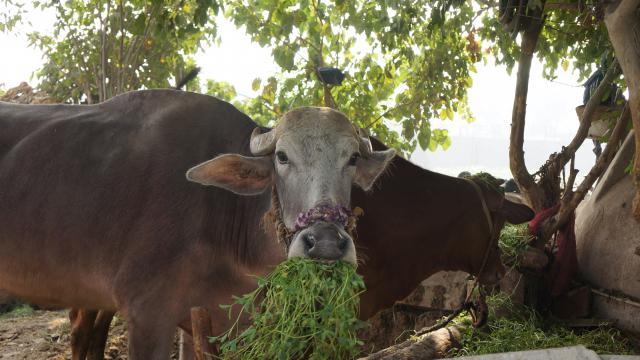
[66,130,535,359]
[0,90,394,359]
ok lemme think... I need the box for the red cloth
[529,204,578,298]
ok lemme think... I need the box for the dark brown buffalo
[0,90,395,359]
[68,142,534,359]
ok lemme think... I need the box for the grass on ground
[450,294,637,356]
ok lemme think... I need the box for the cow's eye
[276,151,289,164]
[348,153,360,166]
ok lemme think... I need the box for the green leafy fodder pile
[450,294,637,356]
[211,258,367,359]
[461,172,505,195]
[498,223,532,266]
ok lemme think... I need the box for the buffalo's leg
[87,310,115,360]
[70,308,98,360]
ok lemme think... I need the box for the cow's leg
[126,311,177,360]
[69,308,98,360]
[87,310,115,360]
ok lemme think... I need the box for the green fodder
[498,223,532,266]
[212,258,367,360]
[463,172,505,194]
[450,294,636,356]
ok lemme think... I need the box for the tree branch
[98,0,112,101]
[509,1,547,211]
[544,3,583,12]
[604,0,640,220]
[564,156,578,193]
[117,0,125,94]
[550,60,621,174]
[606,0,640,19]
[541,105,631,239]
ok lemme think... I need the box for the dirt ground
[0,310,180,360]
[0,306,434,359]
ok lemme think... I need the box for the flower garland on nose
[264,187,362,251]
[294,205,352,231]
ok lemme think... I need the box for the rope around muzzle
[263,187,360,252]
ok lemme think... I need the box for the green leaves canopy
[225,0,618,154]
[1,0,619,153]
[25,0,219,103]
[225,0,479,153]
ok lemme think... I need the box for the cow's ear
[186,154,273,195]
[501,200,535,224]
[355,149,395,190]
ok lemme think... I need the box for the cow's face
[186,107,394,264]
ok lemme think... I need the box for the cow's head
[186,107,394,264]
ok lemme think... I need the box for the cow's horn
[356,127,373,154]
[250,127,277,155]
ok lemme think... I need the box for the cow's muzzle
[288,222,356,264]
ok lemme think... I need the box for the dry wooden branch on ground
[191,307,216,360]
[359,326,463,360]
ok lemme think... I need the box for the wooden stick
[191,307,215,360]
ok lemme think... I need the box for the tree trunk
[509,3,547,212]
[604,0,640,220]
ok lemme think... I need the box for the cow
[0,90,395,359]
[67,141,535,359]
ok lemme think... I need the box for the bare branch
[545,2,583,11]
[550,59,621,174]
[118,0,125,93]
[604,0,640,220]
[568,106,631,209]
[541,105,631,239]
[564,156,578,194]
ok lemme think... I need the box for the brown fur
[0,90,284,359]
[0,90,532,358]
[69,139,533,359]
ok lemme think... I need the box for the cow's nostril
[303,234,316,250]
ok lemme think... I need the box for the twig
[363,99,419,129]
[551,59,621,174]
[564,155,578,193]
